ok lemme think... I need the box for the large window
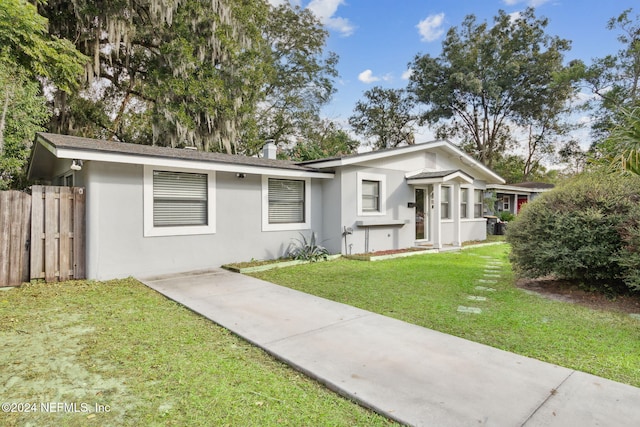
[361,180,380,212]
[460,188,469,218]
[441,186,451,219]
[143,166,216,237]
[262,176,310,231]
[153,171,208,227]
[267,178,305,224]
[474,189,484,218]
[357,172,386,216]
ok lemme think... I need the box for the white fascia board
[53,147,333,179]
[441,145,505,184]
[488,184,551,194]
[406,171,473,185]
[446,171,474,184]
[308,141,448,168]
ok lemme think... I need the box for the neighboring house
[486,182,554,216]
[28,133,505,280]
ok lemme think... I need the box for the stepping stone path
[459,256,504,314]
[457,306,482,314]
[474,286,496,292]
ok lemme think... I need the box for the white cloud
[358,70,379,84]
[358,69,392,84]
[307,0,355,36]
[416,13,445,42]
[401,69,413,80]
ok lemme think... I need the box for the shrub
[498,211,515,222]
[287,232,329,262]
[506,171,640,294]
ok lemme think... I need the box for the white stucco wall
[84,161,324,280]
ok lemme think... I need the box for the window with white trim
[268,178,305,224]
[153,171,208,227]
[502,195,510,211]
[143,166,216,237]
[361,180,380,212]
[357,172,386,216]
[460,188,469,218]
[262,176,311,231]
[474,189,484,218]
[441,186,451,219]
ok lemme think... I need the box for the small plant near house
[287,232,329,262]
[498,211,515,222]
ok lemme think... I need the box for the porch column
[453,183,461,247]
[432,183,441,249]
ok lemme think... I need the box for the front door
[415,188,429,241]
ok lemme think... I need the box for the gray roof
[36,133,322,173]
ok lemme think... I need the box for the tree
[0,0,86,189]
[602,106,640,175]
[557,140,587,175]
[256,4,338,155]
[285,119,359,161]
[41,0,269,153]
[584,9,640,143]
[348,87,417,149]
[0,0,86,92]
[408,8,579,168]
[0,61,49,190]
[40,1,339,155]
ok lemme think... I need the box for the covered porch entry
[407,170,474,250]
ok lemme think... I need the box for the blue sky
[270,0,638,145]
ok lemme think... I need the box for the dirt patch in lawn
[0,310,139,425]
[516,277,640,315]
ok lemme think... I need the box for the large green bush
[506,171,640,294]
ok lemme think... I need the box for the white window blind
[268,178,305,223]
[362,180,380,212]
[441,186,450,219]
[461,188,468,218]
[474,189,483,218]
[153,171,208,227]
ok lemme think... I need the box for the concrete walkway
[138,268,640,427]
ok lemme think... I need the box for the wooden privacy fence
[0,186,85,287]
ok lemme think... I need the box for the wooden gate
[0,191,31,287]
[0,186,85,287]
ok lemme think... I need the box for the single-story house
[28,133,505,280]
[486,182,554,216]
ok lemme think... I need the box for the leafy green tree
[285,119,359,161]
[348,87,417,149]
[584,9,640,143]
[41,0,269,153]
[0,61,49,190]
[256,4,338,155]
[557,140,587,175]
[408,8,579,168]
[602,106,640,175]
[0,0,86,92]
[0,0,86,189]
[41,1,338,155]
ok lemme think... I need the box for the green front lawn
[251,245,640,388]
[0,280,393,427]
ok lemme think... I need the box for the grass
[0,279,394,427]
[251,244,640,388]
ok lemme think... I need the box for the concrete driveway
[138,268,640,427]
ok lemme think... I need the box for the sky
[269,0,639,147]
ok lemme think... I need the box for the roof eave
[33,136,333,179]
